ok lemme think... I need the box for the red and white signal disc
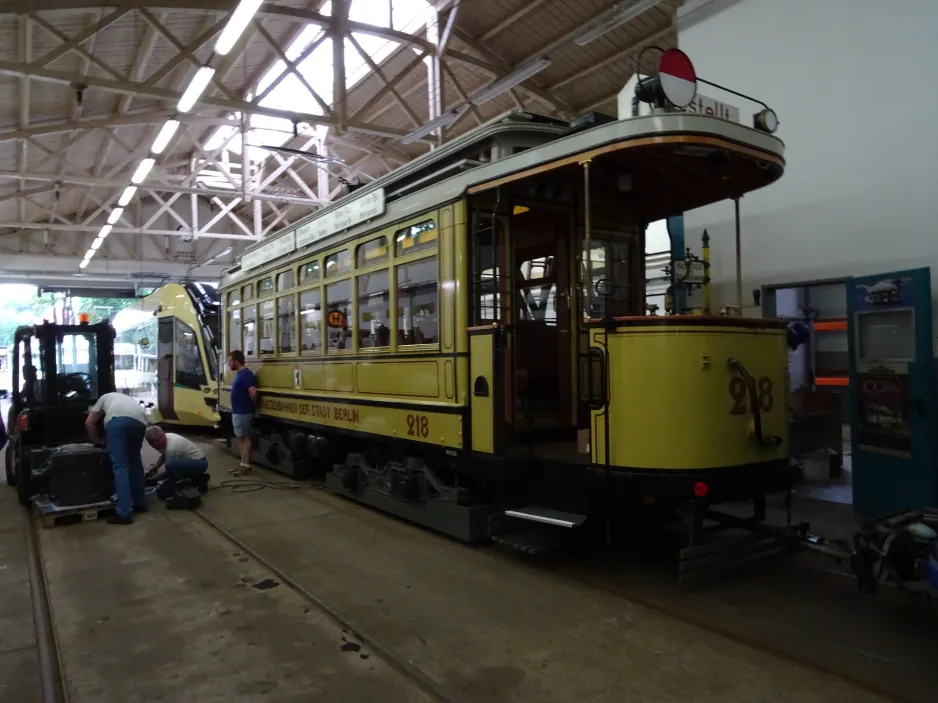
[657,48,697,108]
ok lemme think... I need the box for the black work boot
[107,514,133,525]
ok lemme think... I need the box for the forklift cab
[5,320,116,505]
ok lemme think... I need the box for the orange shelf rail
[813,320,847,332]
[815,376,849,387]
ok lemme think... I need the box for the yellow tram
[114,282,221,428]
[219,51,791,547]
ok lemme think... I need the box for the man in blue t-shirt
[227,350,258,476]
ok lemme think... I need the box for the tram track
[192,457,926,703]
[24,513,68,703]
[191,507,464,703]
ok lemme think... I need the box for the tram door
[511,210,573,436]
[156,317,178,421]
[847,267,938,516]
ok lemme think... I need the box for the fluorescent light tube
[574,0,660,46]
[177,66,215,113]
[98,224,112,239]
[107,208,124,225]
[151,120,180,154]
[469,58,552,105]
[214,0,265,56]
[131,158,155,184]
[79,259,89,269]
[401,109,463,144]
[84,249,95,260]
[118,186,137,207]
[91,238,103,250]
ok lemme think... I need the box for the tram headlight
[753,108,778,133]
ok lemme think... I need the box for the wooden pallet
[33,497,115,528]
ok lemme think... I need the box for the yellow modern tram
[219,50,793,549]
[114,282,221,428]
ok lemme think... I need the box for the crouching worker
[144,426,209,505]
[85,392,148,525]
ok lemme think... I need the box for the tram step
[491,528,579,555]
[504,506,587,528]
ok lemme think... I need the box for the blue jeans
[105,416,147,518]
[156,457,208,500]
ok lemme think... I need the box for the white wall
[678,0,938,311]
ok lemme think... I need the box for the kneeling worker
[144,426,209,499]
[85,392,148,525]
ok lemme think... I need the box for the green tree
[0,319,19,347]
[76,297,136,323]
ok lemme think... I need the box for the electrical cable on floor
[208,478,325,494]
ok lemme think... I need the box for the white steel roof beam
[253,20,333,118]
[0,60,412,139]
[2,221,254,240]
[16,15,31,223]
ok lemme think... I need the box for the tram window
[228,290,241,307]
[397,258,438,346]
[259,277,274,296]
[325,249,352,278]
[277,295,296,354]
[242,284,254,302]
[472,222,502,324]
[356,236,389,267]
[325,280,352,351]
[300,260,320,284]
[277,270,294,291]
[357,270,390,349]
[395,220,436,257]
[300,289,322,352]
[518,255,557,325]
[242,305,257,358]
[228,308,241,357]
[582,239,631,318]
[259,300,275,355]
[174,319,207,390]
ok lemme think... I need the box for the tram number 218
[729,377,774,414]
[406,414,430,438]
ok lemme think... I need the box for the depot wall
[678,0,938,315]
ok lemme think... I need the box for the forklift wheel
[4,444,14,487]
[15,455,32,507]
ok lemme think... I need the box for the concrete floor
[0,487,40,701]
[0,431,928,702]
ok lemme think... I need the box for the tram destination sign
[239,187,385,272]
[296,188,386,249]
[242,230,297,271]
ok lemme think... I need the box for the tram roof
[223,110,785,287]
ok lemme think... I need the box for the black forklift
[4,319,116,506]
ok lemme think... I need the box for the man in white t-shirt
[144,426,209,500]
[86,392,149,524]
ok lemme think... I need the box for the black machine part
[33,443,114,507]
[790,509,938,595]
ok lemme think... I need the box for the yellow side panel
[300,361,326,391]
[595,326,789,470]
[325,361,354,392]
[256,363,294,389]
[452,200,468,355]
[258,394,463,448]
[357,361,440,398]
[440,204,455,352]
[469,333,495,453]
[444,360,454,400]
